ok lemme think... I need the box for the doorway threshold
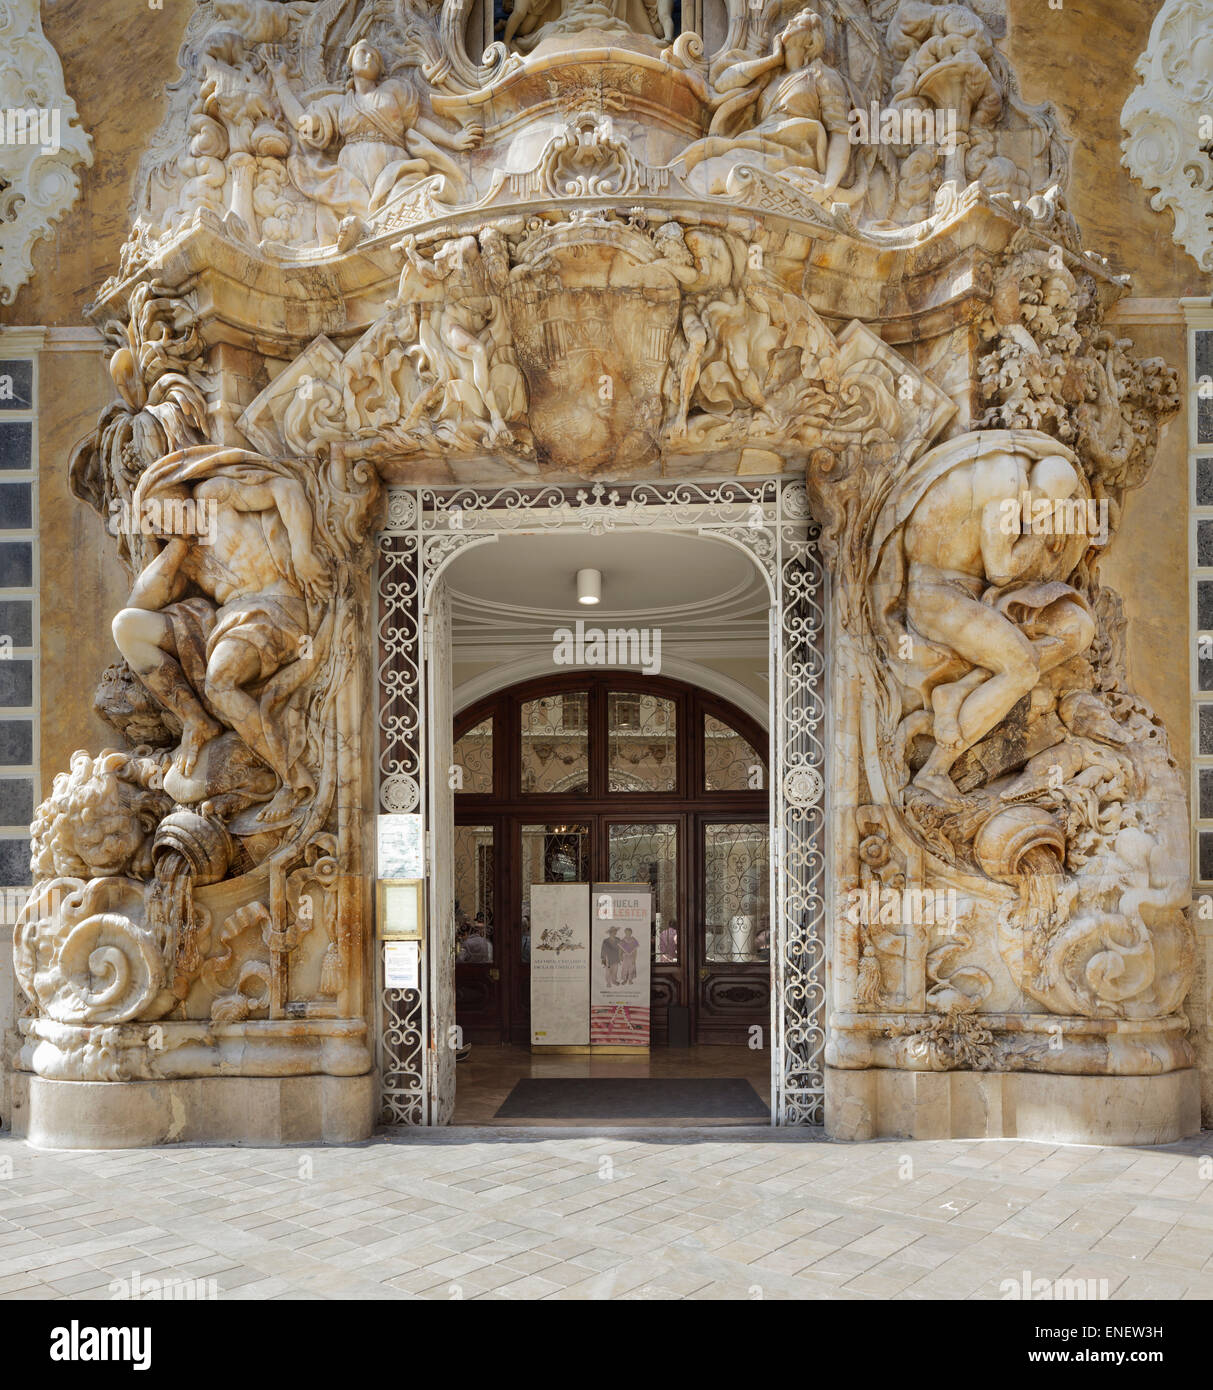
[451,1043,771,1127]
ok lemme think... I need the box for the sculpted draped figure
[503,0,675,51]
[110,448,332,824]
[339,227,528,454]
[268,40,482,245]
[647,221,837,443]
[676,10,857,201]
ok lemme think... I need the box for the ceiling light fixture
[576,568,601,605]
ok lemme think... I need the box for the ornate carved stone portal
[14,0,1196,1144]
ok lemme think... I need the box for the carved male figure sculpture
[648,224,762,436]
[882,442,1096,802]
[111,449,330,821]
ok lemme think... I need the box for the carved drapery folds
[116,0,1075,267]
[20,270,381,1082]
[17,0,1195,1106]
[235,212,918,477]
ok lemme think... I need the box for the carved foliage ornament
[1121,0,1213,271]
[0,0,92,303]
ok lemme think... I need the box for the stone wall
[0,919,14,1131]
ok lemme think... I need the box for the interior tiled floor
[452,1044,772,1126]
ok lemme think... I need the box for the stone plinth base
[10,1073,376,1148]
[825,1067,1201,1145]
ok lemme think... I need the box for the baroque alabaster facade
[1,0,1211,1146]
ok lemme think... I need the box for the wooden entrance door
[452,674,770,1045]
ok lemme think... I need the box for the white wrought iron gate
[375,481,827,1124]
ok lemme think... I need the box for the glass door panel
[520,694,589,793]
[607,819,683,1045]
[519,822,592,963]
[703,821,770,961]
[453,716,493,794]
[698,819,771,1042]
[607,693,677,792]
[607,822,679,962]
[453,822,502,1042]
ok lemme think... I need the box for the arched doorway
[451,673,770,1047]
[375,480,827,1126]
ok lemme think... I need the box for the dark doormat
[494,1077,770,1120]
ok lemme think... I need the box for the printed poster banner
[530,883,590,1046]
[383,940,420,991]
[590,882,651,1047]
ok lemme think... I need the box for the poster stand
[529,882,652,1053]
[590,882,651,1053]
[529,882,590,1049]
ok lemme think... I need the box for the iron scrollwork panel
[377,532,426,1123]
[776,503,827,1125]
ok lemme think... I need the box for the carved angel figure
[677,11,856,202]
[270,41,482,244]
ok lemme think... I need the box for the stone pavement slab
[0,1126,1211,1300]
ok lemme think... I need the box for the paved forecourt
[1,1128,1212,1300]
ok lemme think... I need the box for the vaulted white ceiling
[447,529,772,720]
